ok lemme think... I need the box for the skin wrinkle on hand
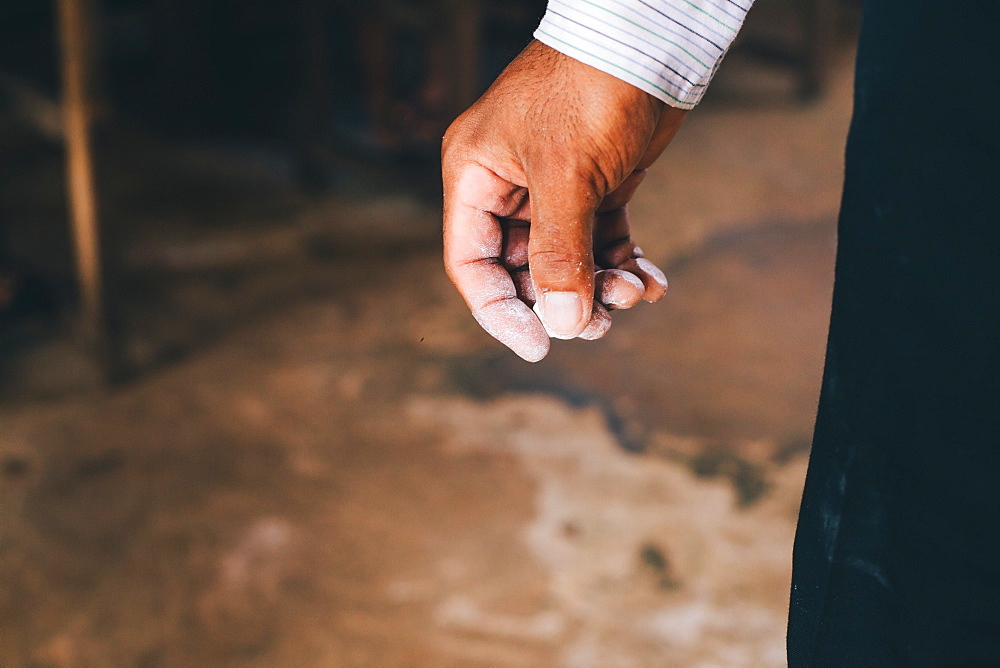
[464,264,518,310]
[446,213,502,271]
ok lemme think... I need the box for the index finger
[443,163,550,362]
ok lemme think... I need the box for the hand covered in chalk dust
[442,40,687,362]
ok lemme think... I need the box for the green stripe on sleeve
[536,29,698,107]
[575,0,712,69]
[679,0,739,33]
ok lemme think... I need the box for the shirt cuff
[534,0,751,109]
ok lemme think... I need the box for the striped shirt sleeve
[534,0,753,108]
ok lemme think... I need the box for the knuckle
[441,108,482,162]
[529,250,593,289]
[553,152,617,199]
[529,244,592,269]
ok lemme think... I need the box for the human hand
[442,40,686,361]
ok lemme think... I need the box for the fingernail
[539,291,584,339]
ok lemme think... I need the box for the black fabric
[788,1,1000,664]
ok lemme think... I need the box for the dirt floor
[0,42,855,665]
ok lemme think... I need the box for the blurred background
[1,0,859,664]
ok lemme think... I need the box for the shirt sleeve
[534,0,753,109]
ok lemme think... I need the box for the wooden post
[57,0,105,352]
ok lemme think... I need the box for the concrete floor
[0,43,855,666]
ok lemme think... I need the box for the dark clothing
[788,1,1000,664]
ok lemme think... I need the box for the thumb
[528,175,599,339]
